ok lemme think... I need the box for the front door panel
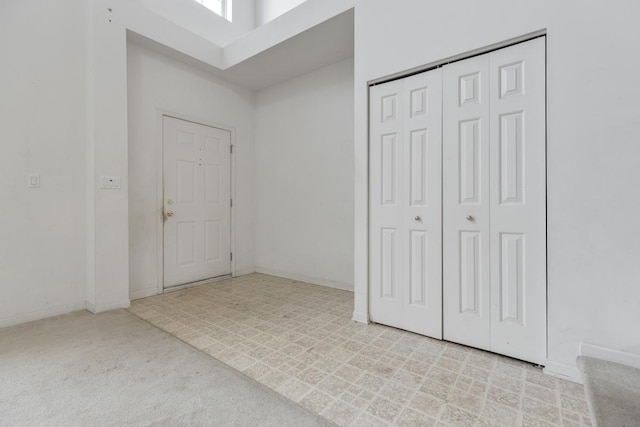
[163,116,231,288]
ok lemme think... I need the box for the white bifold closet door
[443,38,546,364]
[369,69,443,339]
[369,37,546,365]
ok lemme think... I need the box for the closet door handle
[415,216,421,221]
[466,215,474,221]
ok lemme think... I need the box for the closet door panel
[402,70,443,338]
[370,80,405,330]
[443,55,492,351]
[369,69,443,339]
[489,38,547,364]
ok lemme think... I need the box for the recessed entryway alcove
[126,6,355,299]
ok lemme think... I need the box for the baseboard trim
[87,299,130,314]
[0,302,87,329]
[254,267,353,292]
[579,343,640,370]
[130,288,159,301]
[352,311,369,324]
[544,360,582,383]
[234,268,256,277]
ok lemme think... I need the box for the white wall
[8,0,638,385]
[255,0,307,26]
[254,58,354,290]
[127,41,256,299]
[0,0,87,326]
[352,0,640,379]
[88,3,132,314]
[137,0,256,46]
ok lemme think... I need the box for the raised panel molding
[410,129,428,206]
[460,231,481,314]
[204,136,221,152]
[499,61,524,98]
[176,221,196,266]
[459,119,481,205]
[381,228,397,299]
[177,160,196,203]
[381,94,397,122]
[459,72,480,106]
[500,112,524,204]
[500,233,525,324]
[410,230,427,306]
[205,220,222,262]
[204,163,221,204]
[381,134,397,205]
[410,87,428,117]
[177,130,195,147]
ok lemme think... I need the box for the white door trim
[367,29,547,87]
[155,110,236,295]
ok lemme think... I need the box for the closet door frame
[366,35,547,365]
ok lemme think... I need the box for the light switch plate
[100,176,121,189]
[27,174,40,188]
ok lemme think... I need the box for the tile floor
[128,274,592,427]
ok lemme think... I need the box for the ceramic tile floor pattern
[128,274,592,427]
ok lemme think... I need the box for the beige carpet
[0,310,332,427]
[578,356,640,427]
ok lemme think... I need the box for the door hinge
[230,252,233,261]
[230,144,234,153]
[230,198,233,207]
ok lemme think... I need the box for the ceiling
[127,8,354,91]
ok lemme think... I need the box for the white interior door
[443,38,546,364]
[488,38,546,364]
[163,116,231,289]
[369,68,443,339]
[443,54,492,351]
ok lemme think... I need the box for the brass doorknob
[466,215,474,221]
[415,216,421,221]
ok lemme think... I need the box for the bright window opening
[193,0,232,22]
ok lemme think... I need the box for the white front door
[443,38,547,364]
[369,68,443,339]
[162,116,231,289]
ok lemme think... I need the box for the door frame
[365,32,548,355]
[155,110,236,294]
